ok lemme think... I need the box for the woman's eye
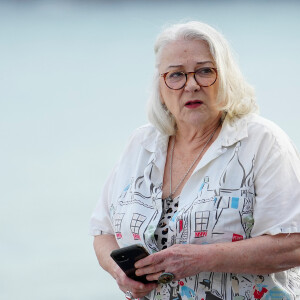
[168,72,184,79]
[197,67,214,76]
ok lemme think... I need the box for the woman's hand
[135,244,206,282]
[112,263,158,299]
[93,235,157,298]
[135,234,300,278]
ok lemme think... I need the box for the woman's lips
[184,100,203,109]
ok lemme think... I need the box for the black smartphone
[110,244,153,284]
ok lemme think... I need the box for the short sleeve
[251,129,300,237]
[89,163,119,236]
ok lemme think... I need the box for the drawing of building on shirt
[112,160,163,251]
[174,176,214,244]
[204,142,255,242]
[113,213,125,239]
[117,162,160,210]
[172,142,257,300]
[195,210,210,238]
[130,213,147,240]
[118,176,154,208]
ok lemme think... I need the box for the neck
[175,114,222,149]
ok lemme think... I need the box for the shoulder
[130,123,159,141]
[246,114,285,136]
[127,123,162,149]
[244,114,296,154]
[120,123,167,158]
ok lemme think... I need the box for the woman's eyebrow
[167,65,183,69]
[167,61,214,69]
[196,61,214,65]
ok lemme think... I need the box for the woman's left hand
[135,234,300,278]
[135,244,208,281]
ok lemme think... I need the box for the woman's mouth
[184,100,203,109]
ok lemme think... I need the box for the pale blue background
[1,1,299,299]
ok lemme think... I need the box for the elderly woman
[90,21,300,300]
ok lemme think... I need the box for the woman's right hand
[112,263,158,299]
[93,235,157,298]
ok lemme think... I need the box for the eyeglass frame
[160,67,218,90]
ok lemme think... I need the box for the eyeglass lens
[165,67,217,90]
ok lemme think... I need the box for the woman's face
[159,39,220,130]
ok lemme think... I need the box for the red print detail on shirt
[179,219,183,232]
[116,232,122,239]
[132,233,141,240]
[195,231,207,238]
[253,287,268,299]
[232,234,243,242]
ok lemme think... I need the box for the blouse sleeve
[251,126,300,237]
[89,163,119,236]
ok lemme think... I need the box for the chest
[110,141,256,249]
[162,139,212,200]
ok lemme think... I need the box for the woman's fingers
[136,244,201,281]
[135,263,164,277]
[135,250,167,276]
[113,263,157,298]
[113,244,202,298]
[129,282,158,299]
[135,250,163,268]
[120,278,157,299]
[146,271,164,282]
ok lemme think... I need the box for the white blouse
[90,113,300,300]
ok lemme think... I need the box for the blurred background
[1,0,299,299]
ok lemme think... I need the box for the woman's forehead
[159,39,214,69]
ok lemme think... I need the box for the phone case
[110,244,152,284]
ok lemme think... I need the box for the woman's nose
[184,73,200,92]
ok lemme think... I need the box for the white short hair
[147,21,258,135]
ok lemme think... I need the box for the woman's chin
[177,113,217,130]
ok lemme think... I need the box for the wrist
[193,243,218,271]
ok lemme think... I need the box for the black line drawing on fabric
[195,210,210,238]
[130,213,147,240]
[117,162,158,209]
[287,268,300,294]
[173,141,256,246]
[174,176,216,244]
[110,160,163,251]
[133,161,163,253]
[218,142,246,192]
[168,281,183,300]
[113,213,125,239]
[231,275,252,300]
[199,275,224,300]
[212,142,255,240]
[239,156,255,239]
[143,209,160,253]
[156,283,170,300]
[117,175,155,209]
